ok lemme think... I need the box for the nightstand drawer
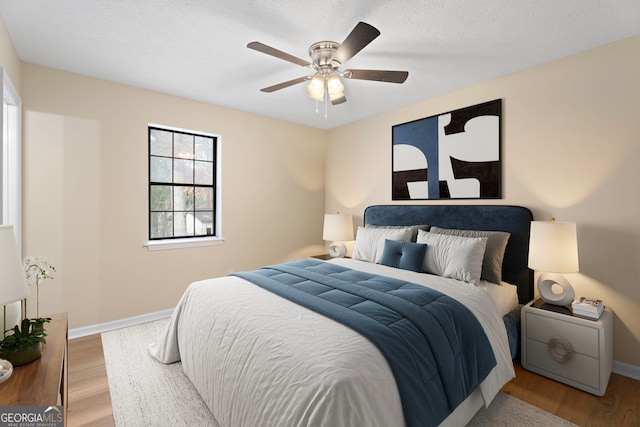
[526,338,600,389]
[525,311,599,358]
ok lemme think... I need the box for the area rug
[102,319,577,427]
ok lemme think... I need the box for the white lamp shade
[323,214,354,242]
[326,75,344,100]
[528,221,579,273]
[307,75,325,101]
[0,225,30,306]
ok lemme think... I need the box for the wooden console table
[0,312,68,417]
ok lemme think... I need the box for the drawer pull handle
[548,336,573,363]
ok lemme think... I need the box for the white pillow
[416,230,488,284]
[352,226,413,263]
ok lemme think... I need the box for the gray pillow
[365,224,430,242]
[430,226,510,284]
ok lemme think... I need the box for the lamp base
[328,242,347,258]
[538,272,575,306]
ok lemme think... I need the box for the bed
[150,204,533,427]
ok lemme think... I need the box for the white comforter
[149,258,515,427]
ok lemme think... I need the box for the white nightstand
[521,299,613,396]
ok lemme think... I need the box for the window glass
[149,126,217,240]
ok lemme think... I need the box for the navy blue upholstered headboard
[363,205,533,304]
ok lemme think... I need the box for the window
[148,125,220,243]
[1,69,22,251]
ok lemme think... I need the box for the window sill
[145,236,224,251]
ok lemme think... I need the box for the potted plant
[0,256,56,367]
[0,317,51,366]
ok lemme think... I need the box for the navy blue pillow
[379,239,427,272]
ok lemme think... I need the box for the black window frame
[148,125,218,241]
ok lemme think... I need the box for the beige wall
[21,64,327,328]
[326,36,640,367]
[0,17,21,91]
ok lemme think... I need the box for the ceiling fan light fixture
[326,75,344,100]
[307,74,344,102]
[306,75,325,101]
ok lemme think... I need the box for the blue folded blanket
[232,258,496,427]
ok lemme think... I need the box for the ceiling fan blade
[247,41,311,67]
[344,69,409,84]
[334,22,380,64]
[260,76,311,93]
[331,96,347,105]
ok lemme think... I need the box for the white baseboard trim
[68,308,174,340]
[613,360,640,381]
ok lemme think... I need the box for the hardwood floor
[68,334,640,427]
[68,335,115,427]
[502,362,640,426]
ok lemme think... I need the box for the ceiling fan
[247,22,409,107]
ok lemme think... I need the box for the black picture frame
[392,99,502,200]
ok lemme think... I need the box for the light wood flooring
[68,334,640,427]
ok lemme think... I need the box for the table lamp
[0,225,31,383]
[528,219,579,306]
[323,213,354,258]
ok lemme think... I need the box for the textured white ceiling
[1,1,638,129]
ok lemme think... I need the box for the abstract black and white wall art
[392,99,502,200]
